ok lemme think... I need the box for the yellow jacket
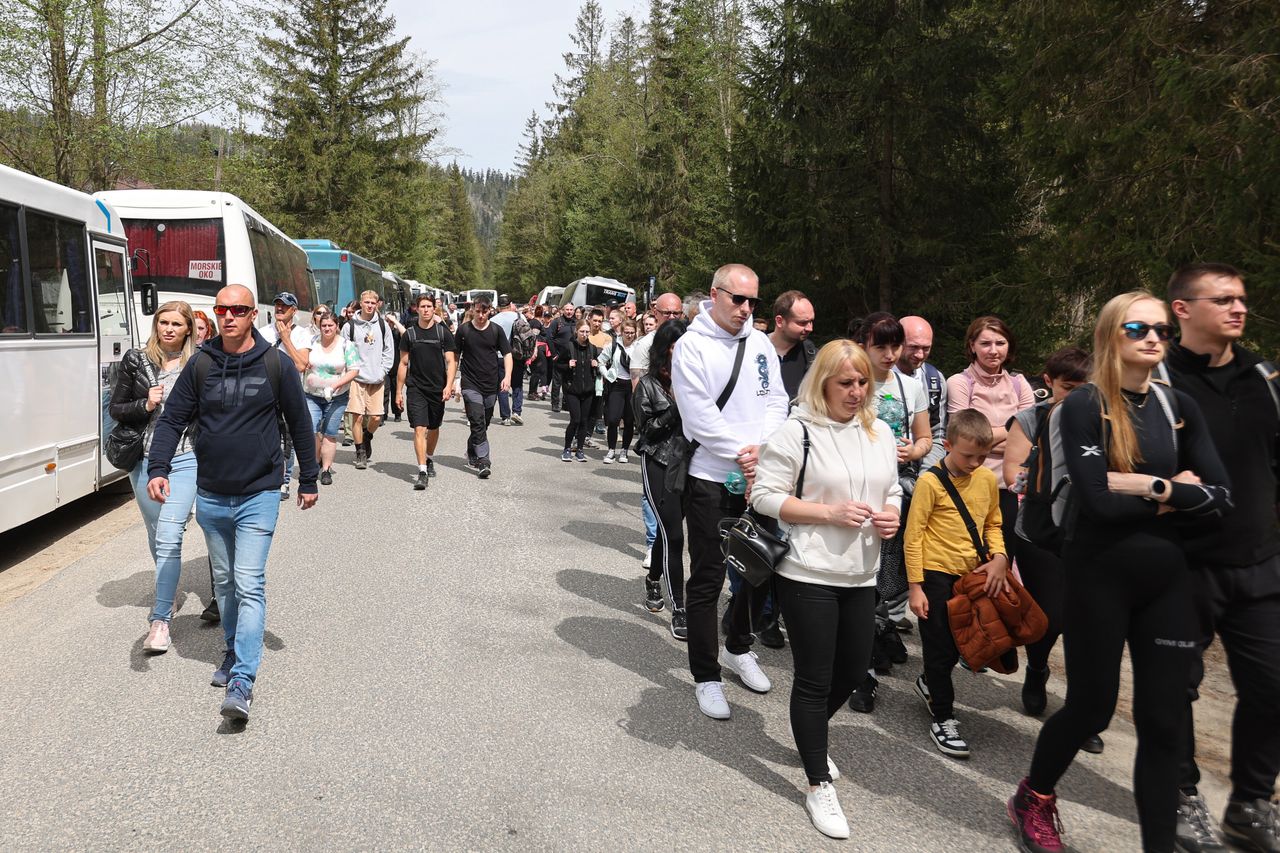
[904,465,1005,584]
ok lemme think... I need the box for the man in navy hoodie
[147,284,319,723]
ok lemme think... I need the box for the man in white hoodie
[672,263,790,720]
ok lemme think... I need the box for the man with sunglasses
[672,264,789,720]
[1160,262,1280,853]
[454,296,512,479]
[629,292,685,390]
[146,284,318,723]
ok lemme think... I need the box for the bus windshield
[315,269,339,307]
[581,283,631,306]
[122,218,226,298]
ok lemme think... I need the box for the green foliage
[438,164,484,292]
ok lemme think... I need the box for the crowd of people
[108,261,1277,853]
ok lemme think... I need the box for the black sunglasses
[718,288,761,310]
[1121,321,1176,341]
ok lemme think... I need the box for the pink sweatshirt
[946,365,1035,486]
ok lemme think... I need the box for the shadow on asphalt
[557,568,649,621]
[589,466,641,482]
[561,521,645,558]
[599,490,642,510]
[528,446,574,460]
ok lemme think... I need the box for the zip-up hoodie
[751,405,903,588]
[147,330,320,496]
[672,301,789,483]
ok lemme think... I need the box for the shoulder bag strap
[794,423,811,499]
[1256,361,1280,420]
[689,337,749,457]
[928,464,990,563]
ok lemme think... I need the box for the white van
[558,276,636,309]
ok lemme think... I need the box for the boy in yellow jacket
[905,409,1010,758]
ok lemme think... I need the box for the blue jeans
[197,488,279,686]
[498,363,525,419]
[129,451,198,622]
[641,494,657,549]
[306,392,349,437]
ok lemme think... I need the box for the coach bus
[0,166,135,534]
[94,190,316,333]
[296,239,383,310]
[458,288,498,307]
[559,276,636,310]
[381,270,410,315]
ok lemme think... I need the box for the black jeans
[776,575,876,784]
[605,379,634,451]
[1177,555,1280,802]
[1018,536,1065,672]
[460,388,496,464]
[999,487,1019,564]
[641,453,684,608]
[683,477,765,682]
[564,391,594,450]
[385,368,402,418]
[918,570,962,721]
[550,368,564,409]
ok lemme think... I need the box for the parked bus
[296,239,383,311]
[458,288,498,306]
[558,276,636,310]
[381,270,410,315]
[94,190,317,332]
[535,285,564,307]
[1,165,135,534]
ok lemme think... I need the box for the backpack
[1016,383,1181,554]
[511,314,538,361]
[344,314,389,345]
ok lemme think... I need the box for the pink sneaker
[1008,778,1063,853]
[143,620,171,654]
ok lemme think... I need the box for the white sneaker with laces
[719,647,772,693]
[805,781,850,839]
[603,450,617,464]
[618,449,629,463]
[929,718,971,758]
[827,755,840,781]
[695,681,731,720]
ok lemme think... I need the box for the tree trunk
[43,0,74,186]
[90,0,109,189]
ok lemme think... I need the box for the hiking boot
[805,781,850,840]
[354,447,367,469]
[425,459,437,478]
[758,619,785,649]
[363,434,374,460]
[847,674,877,713]
[1081,733,1104,754]
[644,578,664,612]
[143,620,171,654]
[220,678,253,721]
[1023,665,1050,717]
[1176,790,1226,852]
[1223,798,1280,853]
[929,718,970,758]
[719,648,771,693]
[211,649,236,688]
[617,449,629,464]
[1008,778,1064,853]
[695,681,730,720]
[670,609,688,641]
[199,597,220,623]
[320,469,333,486]
[561,449,573,462]
[511,413,523,425]
[413,471,428,490]
[603,450,618,464]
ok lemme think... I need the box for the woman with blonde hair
[108,300,199,654]
[1008,291,1232,853]
[750,339,903,840]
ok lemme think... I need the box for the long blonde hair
[1091,290,1170,472]
[795,339,879,437]
[144,301,196,369]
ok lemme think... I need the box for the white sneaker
[618,450,629,463]
[805,781,850,839]
[827,755,840,781]
[695,681,731,720]
[603,450,617,464]
[642,547,652,569]
[719,647,772,693]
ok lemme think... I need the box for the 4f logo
[1080,445,1102,457]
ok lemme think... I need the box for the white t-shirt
[630,331,655,373]
[260,323,314,361]
[871,371,927,441]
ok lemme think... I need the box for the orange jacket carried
[947,571,1048,674]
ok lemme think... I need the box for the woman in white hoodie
[750,339,903,840]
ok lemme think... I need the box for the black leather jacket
[108,348,158,427]
[632,374,684,466]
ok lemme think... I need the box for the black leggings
[641,453,684,608]
[775,575,876,785]
[605,380,634,451]
[564,391,594,450]
[1027,531,1196,852]
[1018,536,1064,672]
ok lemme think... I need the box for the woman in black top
[633,320,689,638]
[1008,292,1232,853]
[558,319,599,462]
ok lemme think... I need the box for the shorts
[406,385,445,430]
[305,393,349,437]
[347,380,385,416]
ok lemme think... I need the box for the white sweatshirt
[672,301,790,483]
[751,405,903,588]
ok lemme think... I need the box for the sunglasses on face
[213,304,253,318]
[1121,321,1176,341]
[718,289,760,310]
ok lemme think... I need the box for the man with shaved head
[896,316,947,474]
[147,283,318,724]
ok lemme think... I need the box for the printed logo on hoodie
[755,353,770,396]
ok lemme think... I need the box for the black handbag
[105,352,157,471]
[718,424,810,587]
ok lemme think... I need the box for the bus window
[26,211,91,334]
[122,218,226,298]
[95,248,130,337]
[354,262,382,301]
[0,204,25,334]
[315,269,339,307]
[246,216,312,311]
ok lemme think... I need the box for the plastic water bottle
[724,470,747,496]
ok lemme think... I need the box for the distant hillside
[460,168,514,282]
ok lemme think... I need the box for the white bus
[0,165,135,534]
[535,285,564,307]
[94,190,317,333]
[558,276,636,309]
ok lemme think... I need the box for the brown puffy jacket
[947,571,1048,674]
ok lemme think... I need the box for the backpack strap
[928,464,991,563]
[1148,382,1182,456]
[1256,361,1280,420]
[192,348,282,410]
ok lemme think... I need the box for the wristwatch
[1148,478,1168,499]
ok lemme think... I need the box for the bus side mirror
[139,281,158,316]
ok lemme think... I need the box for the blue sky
[388,1,643,173]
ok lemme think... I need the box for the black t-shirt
[400,321,456,391]
[778,342,810,400]
[456,321,511,394]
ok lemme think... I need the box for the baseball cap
[273,292,299,308]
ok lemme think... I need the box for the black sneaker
[871,628,894,674]
[426,459,437,478]
[929,718,970,758]
[478,463,492,479]
[320,468,333,486]
[645,579,665,612]
[847,674,877,713]
[279,486,289,502]
[354,447,367,469]
[1081,733,1105,754]
[1223,798,1280,853]
[758,619,785,649]
[220,678,253,721]
[1023,665,1050,717]
[1176,790,1226,853]
[199,597,220,623]
[413,471,427,490]
[341,435,353,446]
[883,623,908,664]
[670,609,688,641]
[211,649,236,688]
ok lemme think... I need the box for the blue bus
[297,239,384,310]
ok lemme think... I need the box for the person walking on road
[454,296,512,479]
[600,318,637,463]
[396,293,457,489]
[558,319,599,462]
[111,300,198,654]
[343,290,395,469]
[672,264,789,721]
[302,310,359,486]
[146,284,319,723]
[260,292,313,501]
[547,302,577,411]
[491,295,527,426]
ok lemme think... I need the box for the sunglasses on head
[718,289,760,310]
[1121,321,1176,341]
[213,304,253,318]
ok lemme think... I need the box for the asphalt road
[0,396,1228,850]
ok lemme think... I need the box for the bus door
[94,241,134,482]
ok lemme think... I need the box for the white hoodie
[751,404,903,588]
[672,301,790,483]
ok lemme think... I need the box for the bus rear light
[340,253,348,262]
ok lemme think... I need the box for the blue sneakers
[220,678,253,721]
[211,649,236,688]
